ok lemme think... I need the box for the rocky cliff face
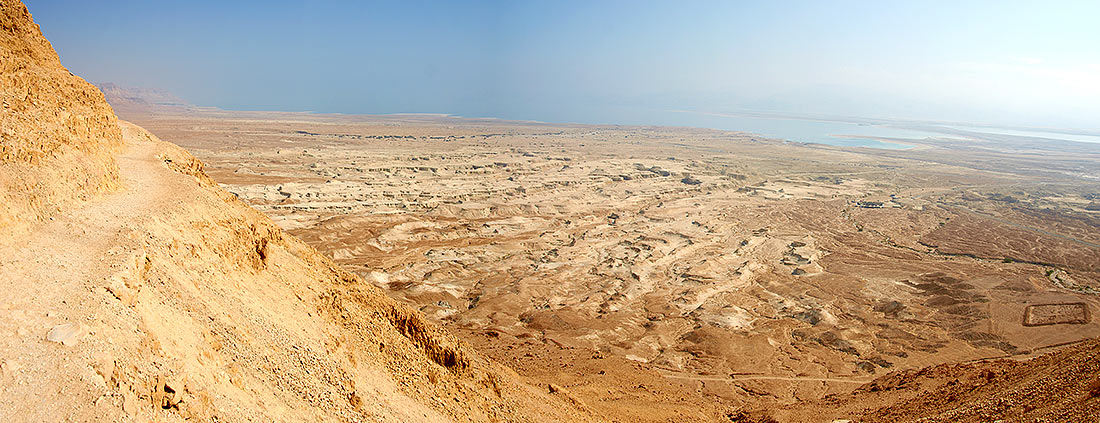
[0,0,123,237]
[0,1,592,421]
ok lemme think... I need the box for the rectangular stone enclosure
[1023,303,1090,326]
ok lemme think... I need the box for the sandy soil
[777,338,1100,422]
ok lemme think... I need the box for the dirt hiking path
[0,122,186,421]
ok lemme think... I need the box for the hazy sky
[26,1,1100,130]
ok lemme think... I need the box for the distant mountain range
[94,82,194,113]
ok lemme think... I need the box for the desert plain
[109,93,1100,420]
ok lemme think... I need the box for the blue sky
[25,1,1100,130]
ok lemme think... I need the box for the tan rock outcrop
[0,0,123,237]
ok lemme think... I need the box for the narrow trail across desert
[656,369,874,385]
[0,123,182,420]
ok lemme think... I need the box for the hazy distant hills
[94,82,194,115]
